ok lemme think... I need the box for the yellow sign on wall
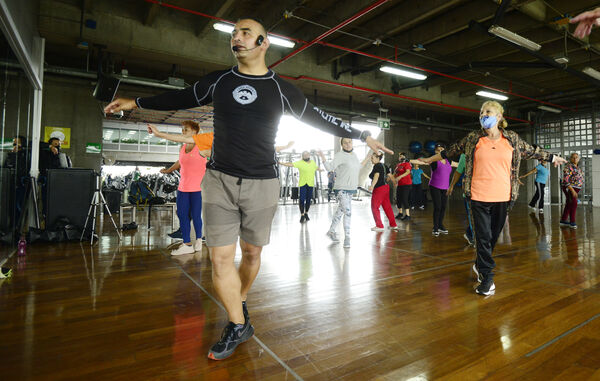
[44,127,71,149]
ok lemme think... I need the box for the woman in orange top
[422,101,566,296]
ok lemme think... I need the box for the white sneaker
[389,226,400,231]
[326,231,339,242]
[194,238,203,252]
[171,244,195,256]
[343,237,351,248]
[371,226,385,232]
[539,208,543,213]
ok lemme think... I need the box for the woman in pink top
[421,101,566,296]
[161,121,209,255]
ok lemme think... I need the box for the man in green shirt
[281,151,319,222]
[447,153,474,245]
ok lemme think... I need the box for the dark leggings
[561,187,580,223]
[430,186,447,230]
[396,185,411,210]
[299,184,313,214]
[471,200,508,278]
[529,182,545,209]
[411,183,424,207]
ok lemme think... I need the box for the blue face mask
[480,115,497,129]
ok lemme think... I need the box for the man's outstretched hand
[104,98,137,114]
[571,7,600,38]
[365,136,393,155]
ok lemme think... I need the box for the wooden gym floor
[0,199,599,380]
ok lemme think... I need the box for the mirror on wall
[0,32,35,261]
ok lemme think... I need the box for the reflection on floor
[1,200,599,380]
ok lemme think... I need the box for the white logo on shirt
[233,85,258,105]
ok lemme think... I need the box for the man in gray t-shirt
[318,138,363,248]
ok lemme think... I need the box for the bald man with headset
[105,17,392,360]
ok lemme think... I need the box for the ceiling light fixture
[213,22,295,48]
[582,67,600,81]
[476,90,508,101]
[380,65,427,80]
[537,105,562,113]
[488,25,541,51]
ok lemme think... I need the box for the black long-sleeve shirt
[137,66,361,179]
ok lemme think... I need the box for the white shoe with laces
[171,243,195,256]
[194,238,203,252]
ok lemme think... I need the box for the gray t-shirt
[324,151,361,191]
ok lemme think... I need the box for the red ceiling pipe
[269,0,388,69]
[280,74,532,124]
[142,0,572,112]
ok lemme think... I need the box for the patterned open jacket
[442,128,554,210]
[561,163,584,188]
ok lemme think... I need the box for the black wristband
[359,130,371,143]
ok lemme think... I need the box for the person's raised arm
[278,78,393,154]
[410,159,429,166]
[275,141,295,153]
[104,71,223,114]
[520,167,537,180]
[147,124,195,144]
[570,7,600,38]
[279,162,294,167]
[160,160,180,174]
[516,135,566,167]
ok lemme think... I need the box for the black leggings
[430,186,447,230]
[529,182,545,209]
[396,185,411,210]
[411,183,424,207]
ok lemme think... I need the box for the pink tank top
[178,144,207,192]
[429,159,452,190]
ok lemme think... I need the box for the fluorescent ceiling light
[127,130,137,135]
[538,105,562,113]
[213,22,234,34]
[268,35,295,48]
[554,56,569,64]
[488,25,541,51]
[351,122,378,129]
[476,90,508,101]
[582,67,600,81]
[213,22,295,48]
[380,65,427,80]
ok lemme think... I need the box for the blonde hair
[481,100,508,129]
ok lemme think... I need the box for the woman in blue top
[520,159,549,212]
[410,163,430,209]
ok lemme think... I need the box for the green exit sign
[377,117,390,130]
[544,144,551,149]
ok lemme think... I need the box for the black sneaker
[475,277,495,296]
[439,226,448,234]
[300,215,305,223]
[395,213,403,219]
[401,215,410,221]
[208,321,254,360]
[432,229,439,236]
[168,228,182,238]
[305,214,310,221]
[242,301,250,324]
